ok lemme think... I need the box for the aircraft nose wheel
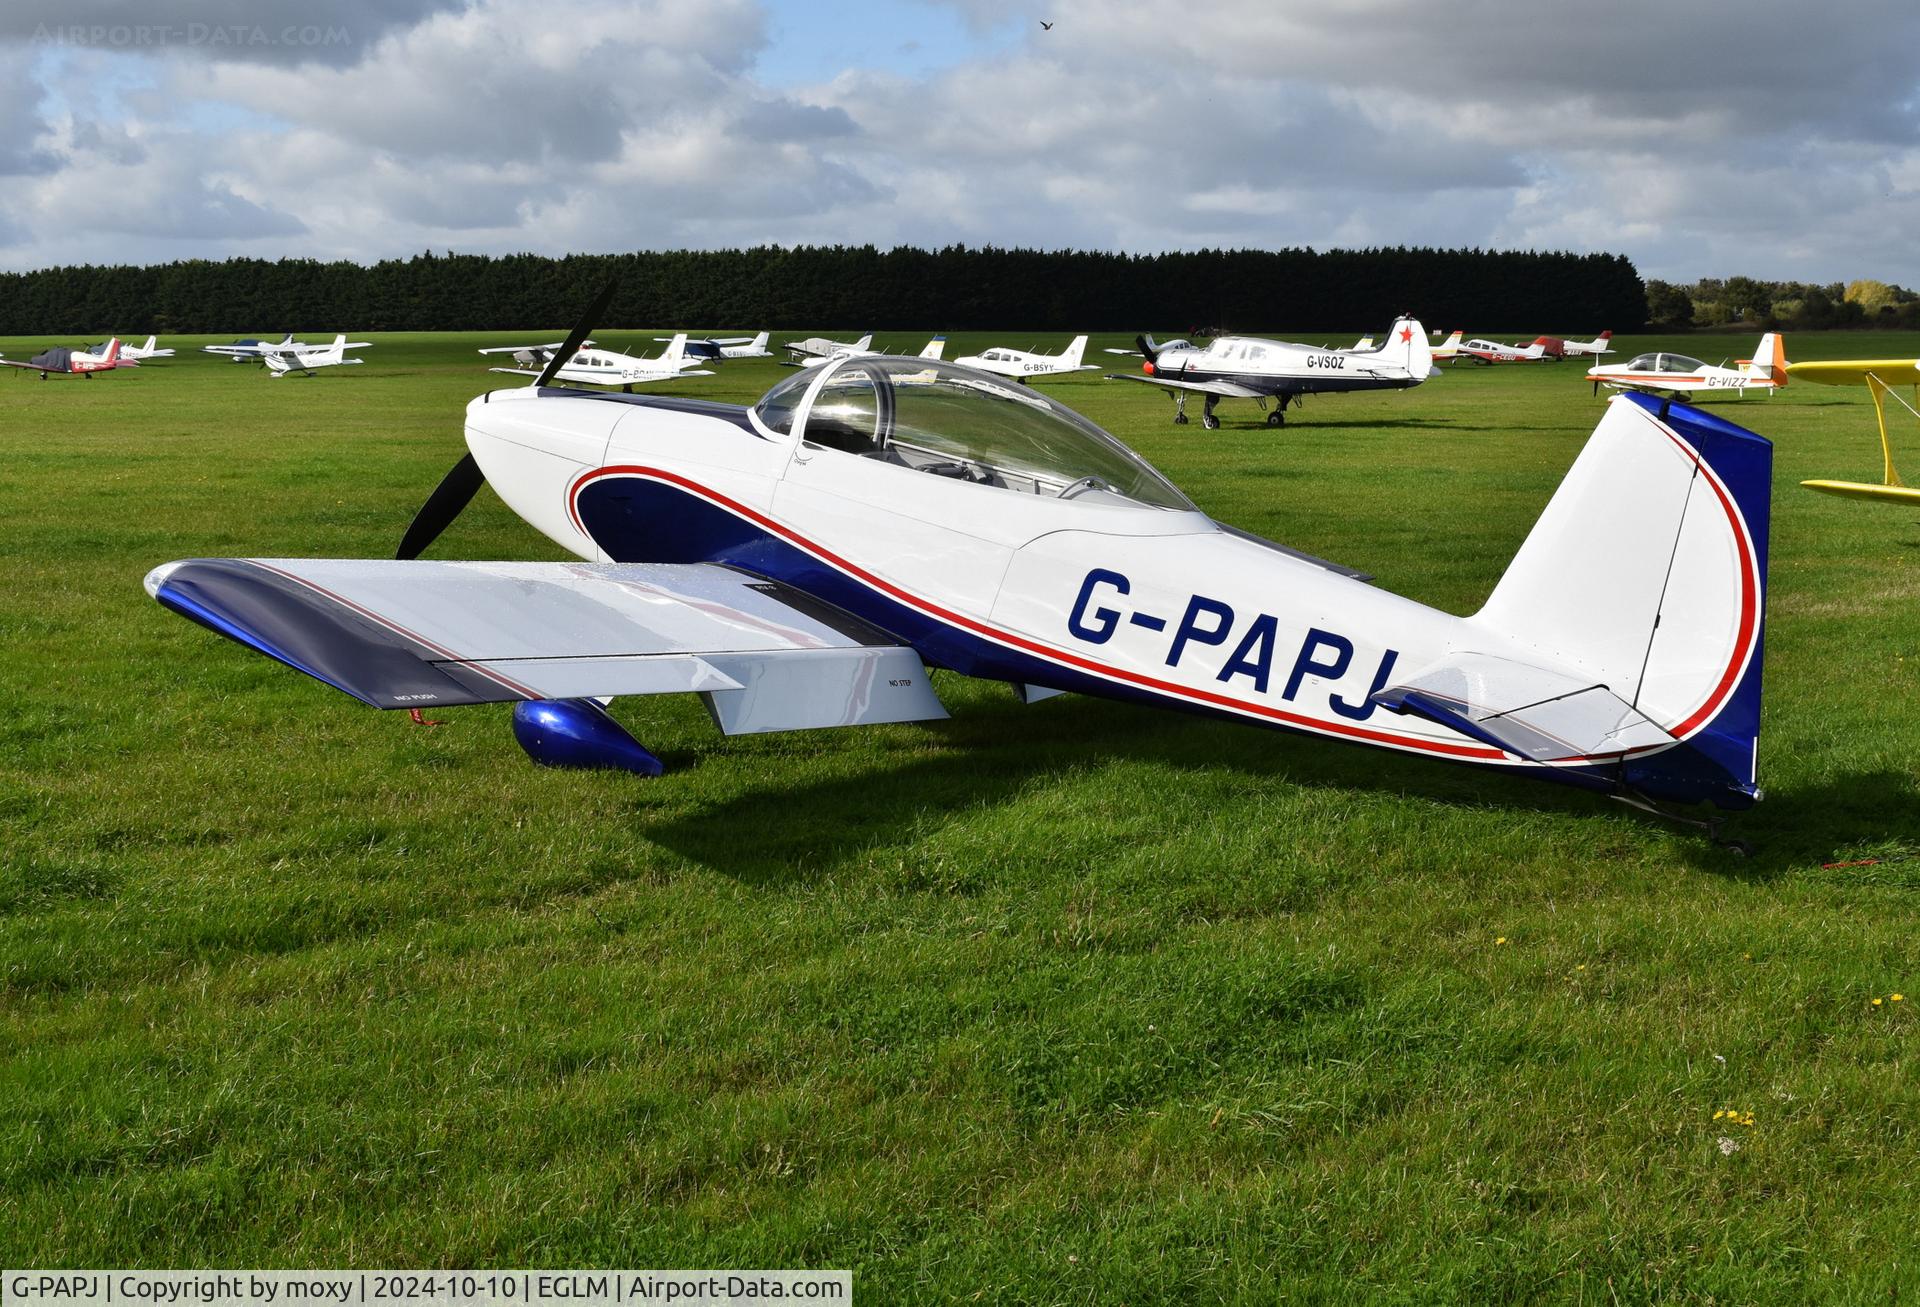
[1173,413,1189,425]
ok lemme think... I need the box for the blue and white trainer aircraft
[146,295,1771,832]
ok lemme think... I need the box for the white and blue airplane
[263,334,366,377]
[479,333,711,391]
[145,295,1771,834]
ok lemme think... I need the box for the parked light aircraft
[144,290,1771,837]
[1106,318,1435,427]
[0,339,135,378]
[1535,331,1613,359]
[263,335,366,377]
[1431,330,1467,362]
[82,335,173,361]
[479,334,711,391]
[784,333,872,364]
[205,334,295,361]
[797,336,945,369]
[664,331,772,359]
[951,336,1096,381]
[1454,337,1549,365]
[1787,357,1920,506]
[1588,334,1787,398]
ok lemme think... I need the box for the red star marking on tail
[1399,326,1414,343]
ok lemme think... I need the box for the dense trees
[0,245,1647,335]
[1646,275,1920,330]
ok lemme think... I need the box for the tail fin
[852,334,873,352]
[1472,393,1770,806]
[919,335,946,361]
[1059,335,1087,367]
[1352,336,1375,352]
[1522,342,1546,360]
[328,333,346,360]
[104,339,120,364]
[141,335,156,352]
[1745,332,1788,387]
[662,333,688,367]
[750,330,769,351]
[1442,330,1463,348]
[1381,316,1431,376]
[1593,330,1612,349]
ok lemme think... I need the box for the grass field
[3,327,1918,1301]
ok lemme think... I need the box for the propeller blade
[396,451,485,560]
[536,277,620,389]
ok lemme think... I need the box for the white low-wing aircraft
[662,331,772,359]
[1106,317,1436,428]
[953,336,1098,381]
[263,334,366,377]
[81,335,173,361]
[1455,337,1549,365]
[204,334,294,361]
[1587,334,1787,397]
[798,335,945,369]
[145,293,1772,836]
[784,333,873,364]
[1536,331,1613,359]
[479,334,711,391]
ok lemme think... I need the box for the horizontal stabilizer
[145,558,947,731]
[1372,651,1675,763]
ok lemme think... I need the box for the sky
[2,0,1917,285]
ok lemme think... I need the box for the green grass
[3,328,1919,1301]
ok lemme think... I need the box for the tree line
[0,245,1648,336]
[1644,276,1920,331]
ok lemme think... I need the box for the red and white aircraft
[0,339,136,378]
[1587,334,1788,398]
[1451,336,1549,365]
[1534,331,1613,360]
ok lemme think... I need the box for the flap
[146,558,945,729]
[1371,651,1675,763]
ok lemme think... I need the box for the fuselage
[458,362,1719,796]
[1588,352,1776,395]
[1145,333,1427,396]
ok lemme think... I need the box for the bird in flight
[1040,20,1054,29]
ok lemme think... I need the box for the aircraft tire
[1202,413,1220,430]
[1173,413,1188,425]
[1266,411,1285,428]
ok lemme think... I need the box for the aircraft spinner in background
[1588,334,1787,398]
[952,335,1097,381]
[144,285,1773,842]
[263,335,366,377]
[1788,357,1920,507]
[1105,317,1435,428]
[480,334,711,391]
[0,339,136,378]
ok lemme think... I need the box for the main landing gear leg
[1266,395,1290,428]
[1202,395,1220,430]
[1610,789,1754,856]
[1172,392,1189,425]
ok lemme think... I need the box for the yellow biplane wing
[1786,358,1920,506]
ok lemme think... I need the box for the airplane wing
[262,355,296,375]
[1103,373,1269,399]
[145,558,947,734]
[1785,359,1920,386]
[1372,651,1674,763]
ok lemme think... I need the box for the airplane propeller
[396,277,619,559]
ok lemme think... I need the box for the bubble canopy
[754,357,1195,511]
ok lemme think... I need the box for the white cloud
[0,0,1915,285]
